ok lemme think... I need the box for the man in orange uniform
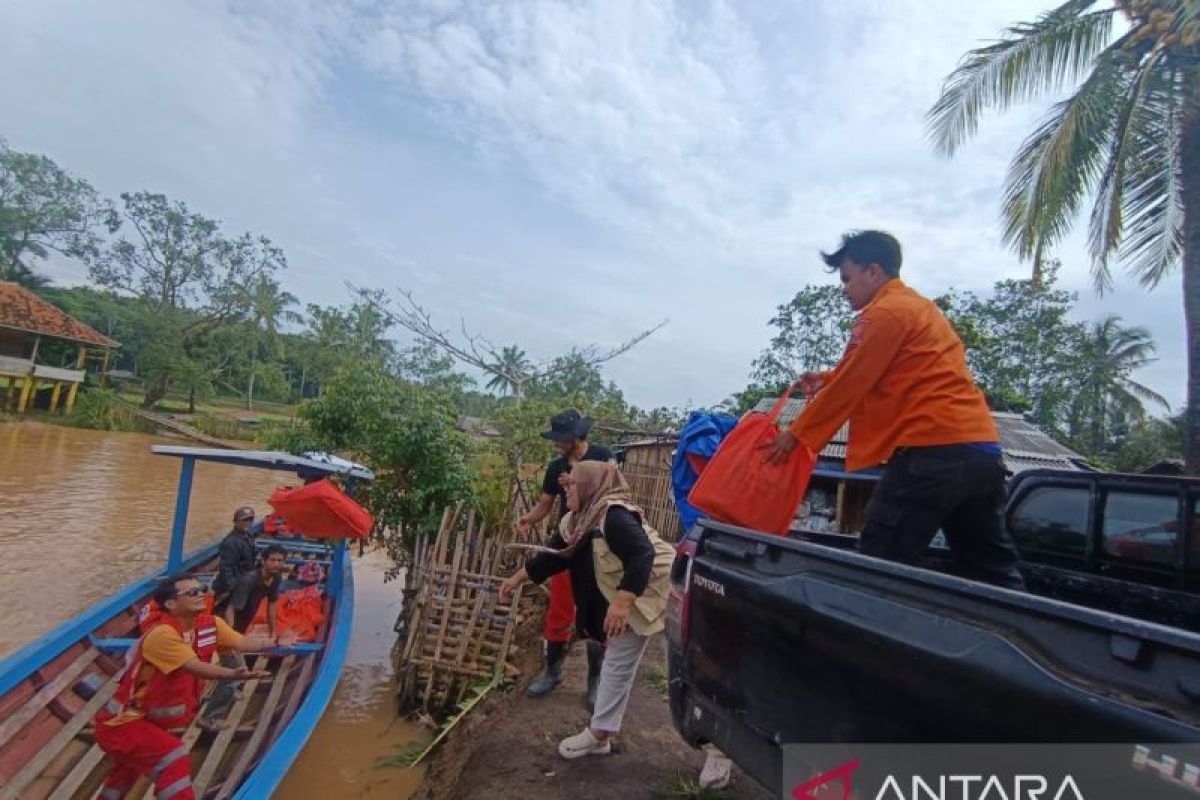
[765,230,1025,590]
[94,574,295,800]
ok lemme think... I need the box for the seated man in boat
[200,544,288,731]
[94,574,295,800]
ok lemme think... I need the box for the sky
[0,0,1185,412]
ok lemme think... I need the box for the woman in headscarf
[499,460,676,759]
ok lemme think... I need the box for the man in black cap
[212,507,261,624]
[516,409,615,706]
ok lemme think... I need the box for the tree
[927,0,1200,470]
[485,345,531,397]
[1109,411,1185,471]
[243,275,299,410]
[749,285,853,390]
[1068,314,1170,455]
[0,140,116,282]
[354,286,665,403]
[266,360,473,568]
[83,191,285,407]
[395,341,476,400]
[938,263,1085,434]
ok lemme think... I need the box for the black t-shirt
[229,571,282,632]
[541,443,616,516]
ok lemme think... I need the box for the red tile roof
[0,282,120,348]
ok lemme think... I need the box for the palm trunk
[1182,105,1200,474]
[247,358,257,412]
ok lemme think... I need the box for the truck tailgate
[676,523,1200,753]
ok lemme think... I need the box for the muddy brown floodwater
[0,421,425,799]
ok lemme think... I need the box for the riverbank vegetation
[1,131,1188,570]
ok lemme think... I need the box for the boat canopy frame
[150,445,373,571]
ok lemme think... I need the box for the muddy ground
[415,633,771,800]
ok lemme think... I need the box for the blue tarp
[671,410,739,531]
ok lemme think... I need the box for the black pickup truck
[667,470,1200,796]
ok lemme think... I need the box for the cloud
[0,0,1186,411]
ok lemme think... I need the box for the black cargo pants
[859,444,1026,590]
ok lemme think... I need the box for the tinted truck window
[1102,491,1179,568]
[1009,486,1089,559]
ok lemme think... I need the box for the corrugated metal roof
[751,398,1089,474]
[0,282,119,348]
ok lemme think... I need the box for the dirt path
[416,634,770,800]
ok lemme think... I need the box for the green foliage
[189,414,256,442]
[744,267,1170,465]
[1106,413,1185,472]
[265,361,474,566]
[395,342,477,402]
[644,663,669,695]
[939,263,1084,429]
[750,284,852,389]
[1065,314,1170,457]
[66,388,146,432]
[483,344,530,397]
[928,0,1198,469]
[0,139,117,281]
[81,191,287,408]
[654,771,737,800]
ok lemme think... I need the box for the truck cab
[1003,469,1200,630]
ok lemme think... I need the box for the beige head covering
[563,461,641,548]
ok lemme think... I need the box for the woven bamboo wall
[620,441,684,541]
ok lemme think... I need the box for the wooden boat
[0,446,374,800]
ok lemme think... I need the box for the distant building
[0,282,120,413]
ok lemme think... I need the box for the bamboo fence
[396,482,539,713]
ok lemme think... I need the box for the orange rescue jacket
[97,613,218,729]
[790,279,997,471]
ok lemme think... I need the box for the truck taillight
[667,537,697,650]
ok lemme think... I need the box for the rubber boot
[527,640,568,697]
[585,641,604,712]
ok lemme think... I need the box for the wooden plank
[423,532,464,707]
[0,673,119,800]
[211,656,294,800]
[493,585,524,680]
[0,649,100,752]
[191,656,269,796]
[44,744,106,800]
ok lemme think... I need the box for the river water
[0,422,424,799]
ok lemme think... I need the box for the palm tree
[245,275,299,410]
[927,0,1200,470]
[1069,315,1170,455]
[486,345,531,400]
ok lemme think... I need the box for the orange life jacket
[97,613,218,729]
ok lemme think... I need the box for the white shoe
[558,727,612,759]
[699,745,732,789]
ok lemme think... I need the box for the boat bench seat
[87,636,323,655]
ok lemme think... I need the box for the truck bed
[667,520,1200,793]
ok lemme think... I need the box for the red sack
[687,390,816,535]
[268,478,374,539]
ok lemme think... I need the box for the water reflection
[0,422,281,656]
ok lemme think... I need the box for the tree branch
[348,284,666,390]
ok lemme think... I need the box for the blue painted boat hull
[0,539,353,799]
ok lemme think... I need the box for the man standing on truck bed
[764,230,1025,590]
